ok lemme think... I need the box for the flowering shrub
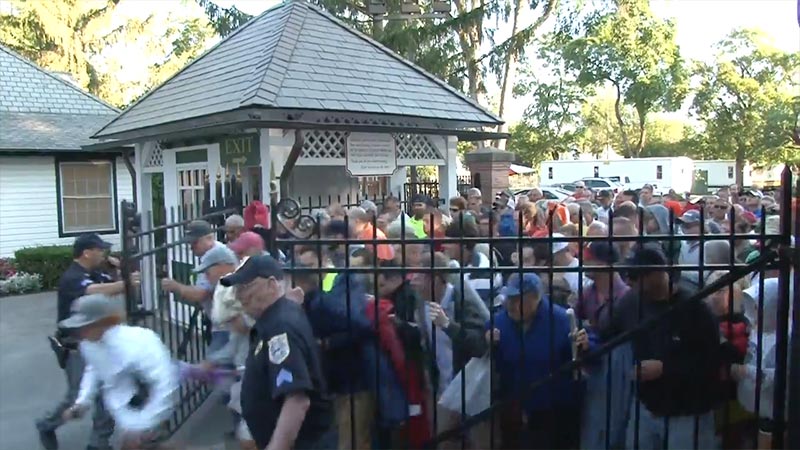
[15,246,72,290]
[0,258,16,280]
[0,272,42,296]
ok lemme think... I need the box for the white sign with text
[345,132,397,176]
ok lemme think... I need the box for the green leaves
[194,0,252,38]
[690,28,799,175]
[559,0,687,156]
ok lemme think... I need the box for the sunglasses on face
[450,207,460,213]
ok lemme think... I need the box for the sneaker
[37,428,58,450]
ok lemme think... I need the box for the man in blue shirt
[489,272,583,449]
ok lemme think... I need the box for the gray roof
[94,0,501,139]
[0,45,119,152]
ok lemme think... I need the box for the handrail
[424,246,781,447]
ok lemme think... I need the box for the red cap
[228,231,265,255]
[244,201,270,230]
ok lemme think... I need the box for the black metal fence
[270,168,799,450]
[119,167,798,449]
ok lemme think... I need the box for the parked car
[551,182,578,192]
[514,186,573,202]
[576,177,624,194]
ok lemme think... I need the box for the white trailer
[540,157,695,193]
[693,160,753,189]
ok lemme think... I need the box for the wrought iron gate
[120,202,236,433]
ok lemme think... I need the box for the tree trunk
[735,145,745,189]
[494,0,523,149]
[611,81,631,156]
[453,0,483,101]
[633,108,646,157]
[494,0,559,150]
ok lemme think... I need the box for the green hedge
[14,245,73,290]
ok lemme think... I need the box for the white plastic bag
[437,355,491,416]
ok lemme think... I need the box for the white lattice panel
[145,142,164,167]
[302,130,346,158]
[301,117,443,161]
[396,134,442,160]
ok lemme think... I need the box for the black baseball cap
[624,244,667,280]
[596,189,612,199]
[411,194,431,205]
[181,220,213,243]
[219,254,284,287]
[73,233,112,257]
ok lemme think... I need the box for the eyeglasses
[450,208,460,213]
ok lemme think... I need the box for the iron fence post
[771,167,793,449]
[786,174,800,449]
[120,200,136,322]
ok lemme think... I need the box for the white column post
[207,143,221,204]
[134,142,152,211]
[258,129,272,203]
[269,129,293,200]
[437,135,458,203]
[134,142,155,310]
[163,147,179,217]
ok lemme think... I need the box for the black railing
[269,167,798,450]
[120,167,799,449]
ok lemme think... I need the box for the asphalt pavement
[0,292,235,450]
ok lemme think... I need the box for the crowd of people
[40,180,794,450]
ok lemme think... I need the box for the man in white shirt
[60,294,178,449]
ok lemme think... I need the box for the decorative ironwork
[275,198,318,239]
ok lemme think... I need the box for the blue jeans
[626,401,717,450]
[581,343,634,450]
[37,350,114,449]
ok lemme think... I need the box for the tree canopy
[560,0,688,157]
[691,28,799,183]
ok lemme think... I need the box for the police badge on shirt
[268,333,290,364]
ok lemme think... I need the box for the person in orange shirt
[349,207,395,262]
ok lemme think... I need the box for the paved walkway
[0,292,236,450]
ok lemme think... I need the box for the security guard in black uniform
[36,233,138,450]
[221,255,336,450]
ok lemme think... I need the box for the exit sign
[219,134,260,168]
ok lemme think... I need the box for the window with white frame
[58,160,116,233]
[178,167,207,217]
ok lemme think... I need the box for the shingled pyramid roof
[94,0,501,139]
[0,45,118,152]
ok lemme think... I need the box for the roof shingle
[95,1,501,138]
[0,45,118,151]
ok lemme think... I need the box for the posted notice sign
[346,132,397,176]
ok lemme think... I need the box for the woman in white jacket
[733,277,794,449]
